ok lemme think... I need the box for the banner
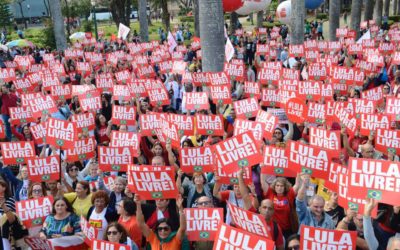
[167,31,177,54]
[112,105,136,126]
[46,118,77,149]
[71,112,96,133]
[24,237,52,250]
[286,140,330,179]
[347,157,400,206]
[195,114,224,136]
[9,106,35,125]
[27,156,60,182]
[309,127,341,151]
[92,239,131,250]
[1,141,35,164]
[185,208,223,241]
[214,132,262,174]
[183,92,209,111]
[255,110,278,140]
[300,225,357,250]
[225,38,235,62]
[139,113,162,136]
[213,223,275,250]
[359,114,390,136]
[228,202,270,238]
[110,131,140,156]
[78,90,102,112]
[168,114,195,136]
[180,146,214,173]
[233,97,260,119]
[129,165,177,200]
[65,137,96,162]
[16,196,54,228]
[98,146,132,172]
[117,23,130,40]
[262,145,294,177]
[80,216,99,246]
[375,129,400,155]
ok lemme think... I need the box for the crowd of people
[0,15,398,250]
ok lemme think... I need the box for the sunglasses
[107,231,119,235]
[157,226,170,232]
[289,246,300,250]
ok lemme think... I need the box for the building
[9,0,49,20]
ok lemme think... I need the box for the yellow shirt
[310,178,330,201]
[64,192,92,218]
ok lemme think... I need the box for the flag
[168,32,177,54]
[117,23,131,40]
[225,38,235,62]
[356,30,371,44]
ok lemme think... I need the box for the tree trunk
[63,0,71,38]
[161,0,170,31]
[257,10,264,28]
[249,13,254,25]
[49,0,67,51]
[329,0,340,41]
[383,0,390,16]
[397,0,400,15]
[394,0,398,15]
[364,0,375,21]
[43,0,50,16]
[139,0,149,42]
[17,2,27,29]
[110,0,131,28]
[199,0,225,72]
[374,0,383,26]
[350,0,362,38]
[291,0,305,45]
[230,12,238,35]
[194,0,200,36]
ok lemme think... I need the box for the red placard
[30,123,46,145]
[185,208,223,241]
[361,86,383,103]
[0,68,16,82]
[65,137,96,162]
[286,140,330,179]
[375,129,400,155]
[347,157,400,206]
[0,120,5,139]
[184,92,209,111]
[333,105,357,136]
[300,225,357,250]
[208,72,230,86]
[24,237,52,250]
[80,216,99,246]
[224,62,245,82]
[139,112,162,136]
[255,110,278,140]
[234,119,265,142]
[168,114,195,136]
[112,105,136,126]
[110,131,140,156]
[258,68,280,85]
[192,72,209,87]
[78,90,102,112]
[289,44,304,57]
[92,239,131,250]
[309,127,341,151]
[262,146,294,177]
[1,141,35,164]
[27,156,60,182]
[161,119,180,149]
[209,84,232,105]
[228,202,270,238]
[9,106,35,125]
[46,118,77,149]
[216,160,252,185]
[233,97,260,119]
[359,114,390,136]
[261,89,280,107]
[214,132,262,174]
[128,79,147,98]
[146,85,170,107]
[213,223,275,250]
[14,77,35,94]
[96,74,114,93]
[285,98,308,123]
[16,196,53,228]
[243,81,260,99]
[385,97,400,121]
[50,84,72,101]
[71,112,96,133]
[98,146,132,172]
[282,68,300,81]
[180,146,214,173]
[306,102,325,124]
[129,165,177,200]
[26,94,58,119]
[115,70,131,84]
[113,84,132,101]
[297,81,322,101]
[195,114,224,136]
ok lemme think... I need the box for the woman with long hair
[103,222,139,250]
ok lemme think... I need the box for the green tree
[0,0,13,29]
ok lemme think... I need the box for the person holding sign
[63,181,93,217]
[103,222,139,250]
[295,174,335,231]
[135,194,186,250]
[117,198,142,248]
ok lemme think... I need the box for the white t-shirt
[89,208,108,239]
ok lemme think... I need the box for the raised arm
[238,169,252,210]
[260,173,270,194]
[292,173,302,194]
[341,126,355,157]
[176,196,186,241]
[283,122,294,141]
[176,169,184,195]
[363,198,379,250]
[212,173,222,200]
[134,194,151,237]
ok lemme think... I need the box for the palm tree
[383,0,390,16]
[150,0,170,31]
[329,0,340,41]
[364,0,374,21]
[199,0,225,72]
[350,0,362,38]
[194,0,199,36]
[394,0,398,15]
[109,0,131,28]
[230,12,238,35]
[257,10,263,28]
[139,0,149,42]
[374,0,383,26]
[49,0,67,51]
[291,0,305,45]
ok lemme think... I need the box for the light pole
[91,0,98,40]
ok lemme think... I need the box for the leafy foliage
[0,0,13,28]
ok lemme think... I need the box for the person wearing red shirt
[0,84,18,141]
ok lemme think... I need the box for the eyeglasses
[32,189,42,194]
[107,231,119,235]
[157,226,171,232]
[69,168,79,172]
[288,245,300,250]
